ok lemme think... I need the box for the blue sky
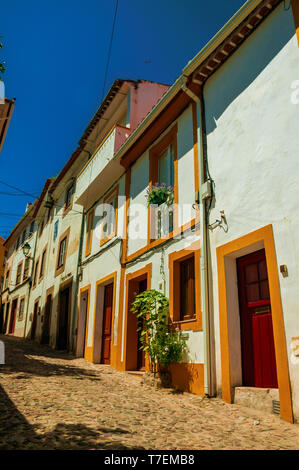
[0,0,246,238]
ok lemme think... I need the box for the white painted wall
[203,4,299,420]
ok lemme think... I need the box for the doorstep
[126,371,145,379]
[234,386,280,415]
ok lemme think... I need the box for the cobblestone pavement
[0,335,298,450]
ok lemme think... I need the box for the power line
[101,0,119,101]
[0,179,39,199]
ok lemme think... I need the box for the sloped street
[0,335,298,450]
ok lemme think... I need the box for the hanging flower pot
[146,183,174,207]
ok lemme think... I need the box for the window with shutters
[55,227,70,277]
[58,238,66,268]
[168,244,202,331]
[16,262,23,286]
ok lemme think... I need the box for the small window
[158,144,174,189]
[58,237,67,268]
[16,263,22,286]
[40,248,46,278]
[18,298,25,320]
[171,252,198,324]
[65,185,74,209]
[179,257,195,321]
[29,221,35,234]
[149,128,177,242]
[23,258,30,281]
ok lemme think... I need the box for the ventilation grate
[272,400,280,415]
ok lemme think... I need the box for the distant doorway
[57,286,70,350]
[237,249,278,388]
[125,265,151,371]
[3,302,10,334]
[31,300,39,340]
[41,292,53,345]
[76,287,90,358]
[9,299,18,335]
[101,283,113,365]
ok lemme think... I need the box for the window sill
[55,264,65,278]
[100,231,116,247]
[172,318,202,331]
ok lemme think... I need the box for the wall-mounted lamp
[22,242,32,258]
[209,210,228,233]
[44,193,54,209]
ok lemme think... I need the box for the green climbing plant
[131,289,187,372]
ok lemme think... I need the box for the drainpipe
[71,208,85,353]
[23,224,39,339]
[181,77,213,397]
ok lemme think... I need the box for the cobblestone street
[0,335,298,450]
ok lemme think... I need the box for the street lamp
[22,242,31,258]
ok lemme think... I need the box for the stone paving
[0,334,298,450]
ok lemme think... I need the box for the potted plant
[146,183,174,207]
[131,289,187,388]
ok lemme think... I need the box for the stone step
[234,386,280,415]
[126,371,145,378]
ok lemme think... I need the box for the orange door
[101,283,113,364]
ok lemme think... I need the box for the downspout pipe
[181,77,213,397]
[72,208,85,354]
[23,224,39,339]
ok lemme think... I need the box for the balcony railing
[75,124,131,205]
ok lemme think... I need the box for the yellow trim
[168,239,202,331]
[123,263,152,371]
[216,224,293,423]
[77,284,91,360]
[88,271,117,364]
[85,210,94,257]
[291,0,299,46]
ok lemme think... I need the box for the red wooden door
[9,299,18,334]
[237,249,278,388]
[101,283,113,364]
[137,278,147,370]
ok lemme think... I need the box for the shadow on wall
[204,4,295,135]
[0,383,143,450]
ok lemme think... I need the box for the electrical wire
[101,0,119,101]
[0,179,39,199]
